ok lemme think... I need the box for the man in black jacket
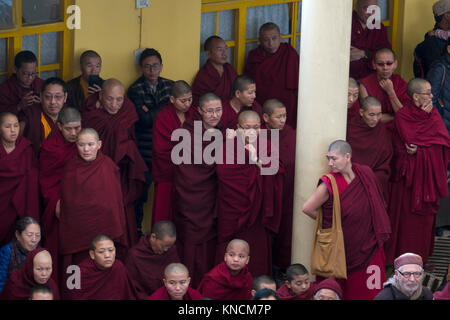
[127,48,174,235]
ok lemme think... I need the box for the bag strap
[315,174,343,232]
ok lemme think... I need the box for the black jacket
[374,284,433,300]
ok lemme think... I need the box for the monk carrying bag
[310,174,347,279]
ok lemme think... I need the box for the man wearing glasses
[0,50,43,115]
[375,253,433,300]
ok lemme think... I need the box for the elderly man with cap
[374,253,433,300]
[313,278,343,301]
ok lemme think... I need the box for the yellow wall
[397,0,436,81]
[72,0,201,88]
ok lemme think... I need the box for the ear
[89,250,95,260]
[359,108,364,117]
[15,230,20,240]
[285,280,291,288]
[169,96,176,105]
[186,277,191,287]
[251,289,256,297]
[263,113,270,124]
[97,140,102,150]
[63,92,68,103]
[57,122,63,131]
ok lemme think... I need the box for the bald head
[199,92,221,109]
[164,263,189,279]
[151,220,176,240]
[259,22,281,36]
[349,77,359,89]
[262,99,286,116]
[407,78,430,99]
[57,107,81,125]
[374,47,396,63]
[78,128,99,142]
[238,110,260,126]
[170,80,192,98]
[34,250,52,265]
[360,96,381,111]
[328,140,352,157]
[102,78,124,91]
[226,239,250,255]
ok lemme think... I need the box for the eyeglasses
[376,61,394,67]
[398,270,423,279]
[201,107,222,116]
[417,92,432,96]
[21,71,38,78]
[144,63,161,70]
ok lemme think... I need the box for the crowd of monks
[0,0,449,301]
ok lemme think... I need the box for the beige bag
[310,174,347,279]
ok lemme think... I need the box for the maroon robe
[173,114,223,288]
[434,283,450,300]
[39,129,77,282]
[386,100,450,265]
[348,99,361,121]
[244,43,299,129]
[264,124,296,271]
[276,282,315,300]
[81,93,148,248]
[148,286,204,300]
[19,104,58,156]
[215,135,284,277]
[151,103,195,225]
[221,99,264,130]
[125,235,180,299]
[0,74,44,115]
[0,136,39,247]
[64,258,138,300]
[0,248,60,300]
[359,73,409,132]
[192,60,238,108]
[197,261,253,300]
[350,10,392,80]
[346,114,393,199]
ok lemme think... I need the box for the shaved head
[102,78,124,91]
[328,140,352,157]
[78,128,99,141]
[349,77,359,89]
[90,234,113,251]
[226,239,250,255]
[374,47,396,62]
[199,92,221,109]
[407,78,430,99]
[238,110,260,126]
[360,96,381,111]
[232,75,255,97]
[151,220,176,240]
[259,22,281,36]
[34,250,52,264]
[164,263,189,279]
[171,80,192,98]
[262,99,286,116]
[286,264,309,281]
[57,107,81,125]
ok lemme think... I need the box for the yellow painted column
[291,0,353,271]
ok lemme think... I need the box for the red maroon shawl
[392,100,450,214]
[350,10,392,80]
[0,74,44,115]
[0,248,60,300]
[197,261,253,300]
[19,103,58,156]
[276,282,315,300]
[244,43,299,129]
[65,258,138,300]
[148,286,204,300]
[192,60,238,108]
[348,99,361,121]
[82,93,148,247]
[125,235,180,299]
[0,136,39,247]
[434,283,450,300]
[221,99,264,130]
[152,103,195,183]
[321,163,391,274]
[59,152,126,255]
[346,114,393,197]
[39,129,77,275]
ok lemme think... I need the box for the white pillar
[291,0,353,271]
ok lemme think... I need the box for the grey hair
[313,290,341,300]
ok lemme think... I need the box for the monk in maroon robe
[81,79,147,249]
[262,99,295,271]
[216,111,284,277]
[386,78,450,265]
[221,75,263,130]
[348,77,361,120]
[125,220,180,299]
[198,239,253,300]
[19,77,68,156]
[173,93,224,288]
[152,81,195,225]
[303,140,391,300]
[149,263,203,300]
[350,0,392,80]
[0,248,60,300]
[276,264,315,300]
[65,235,138,300]
[39,107,81,282]
[59,129,128,292]
[346,96,393,199]
[360,48,409,132]
[0,51,43,115]
[244,23,299,129]
[0,112,39,247]
[192,36,238,107]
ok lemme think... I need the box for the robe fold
[350,10,392,80]
[386,100,450,265]
[0,248,60,300]
[82,93,148,248]
[221,99,263,130]
[434,283,450,300]
[192,60,238,108]
[197,261,253,300]
[0,136,39,248]
[125,235,180,299]
[346,115,393,199]
[64,258,138,300]
[276,282,315,300]
[39,129,77,283]
[151,103,194,225]
[216,135,284,277]
[244,43,299,129]
[173,114,223,288]
[148,286,204,300]
[0,74,44,115]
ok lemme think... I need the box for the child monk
[197,239,253,300]
[276,263,315,300]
